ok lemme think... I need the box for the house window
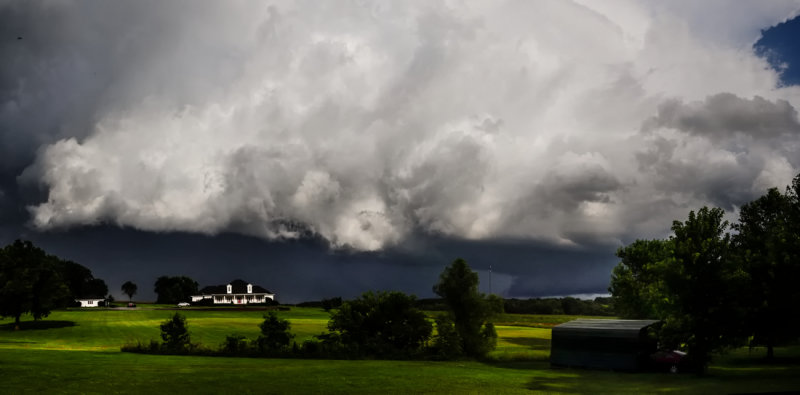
[226,284,232,294]
[247,284,252,294]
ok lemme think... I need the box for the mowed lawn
[1,307,800,394]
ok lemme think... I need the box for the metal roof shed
[550,319,659,371]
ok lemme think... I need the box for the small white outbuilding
[75,298,105,307]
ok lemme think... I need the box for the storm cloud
[3,1,800,300]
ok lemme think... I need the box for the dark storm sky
[2,1,800,303]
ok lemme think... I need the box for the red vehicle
[650,350,686,373]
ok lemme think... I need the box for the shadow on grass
[502,336,550,350]
[527,377,579,393]
[524,367,686,393]
[724,355,800,366]
[522,360,800,393]
[0,320,76,331]
[721,348,800,366]
[481,360,550,371]
[524,366,644,393]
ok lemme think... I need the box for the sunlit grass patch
[488,325,552,361]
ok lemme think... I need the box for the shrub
[479,322,498,355]
[255,312,294,354]
[327,291,432,357]
[160,313,191,352]
[193,298,214,307]
[221,334,249,354]
[431,315,463,359]
[120,339,164,354]
[300,339,321,357]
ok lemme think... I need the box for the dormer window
[226,284,232,294]
[247,284,253,294]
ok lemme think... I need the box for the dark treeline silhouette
[0,240,109,329]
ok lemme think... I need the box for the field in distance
[1,307,799,394]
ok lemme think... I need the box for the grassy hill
[1,306,799,394]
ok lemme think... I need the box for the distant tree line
[609,173,800,374]
[124,258,502,360]
[504,297,612,316]
[0,240,109,329]
[301,296,612,316]
[296,296,344,311]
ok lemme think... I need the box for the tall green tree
[154,276,198,304]
[84,278,108,298]
[53,259,108,308]
[609,239,670,319]
[121,281,138,302]
[658,207,747,373]
[57,260,93,301]
[610,208,748,374]
[433,258,502,358]
[734,186,800,359]
[0,240,69,329]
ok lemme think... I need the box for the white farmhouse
[191,279,275,305]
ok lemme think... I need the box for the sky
[2,1,800,303]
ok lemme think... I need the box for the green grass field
[1,306,799,394]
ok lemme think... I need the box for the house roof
[75,295,106,300]
[555,319,659,330]
[197,279,272,295]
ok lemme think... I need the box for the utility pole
[489,265,493,295]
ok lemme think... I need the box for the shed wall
[550,321,657,371]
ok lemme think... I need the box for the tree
[160,313,191,352]
[644,208,747,374]
[84,278,108,298]
[433,258,502,358]
[608,239,670,319]
[121,281,138,302]
[56,260,93,301]
[610,208,749,373]
[154,276,198,304]
[327,291,432,356]
[53,259,108,309]
[255,312,294,353]
[0,240,69,329]
[733,186,800,359]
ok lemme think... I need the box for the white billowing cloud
[19,0,800,250]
